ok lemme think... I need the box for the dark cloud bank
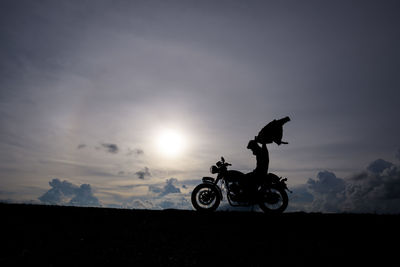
[290,158,400,214]
[38,159,400,213]
[39,179,100,207]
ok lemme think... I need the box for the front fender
[201,177,223,201]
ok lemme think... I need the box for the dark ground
[1,203,399,266]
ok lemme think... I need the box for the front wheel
[258,184,288,214]
[191,183,221,212]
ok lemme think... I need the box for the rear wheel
[191,183,221,212]
[258,184,288,214]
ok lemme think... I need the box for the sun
[156,129,186,157]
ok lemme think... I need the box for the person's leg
[243,172,255,198]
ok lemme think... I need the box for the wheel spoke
[258,186,288,213]
[197,188,216,208]
[191,184,221,212]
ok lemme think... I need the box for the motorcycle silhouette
[191,157,291,213]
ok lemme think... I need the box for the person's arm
[262,143,269,173]
[263,143,269,160]
[262,143,267,151]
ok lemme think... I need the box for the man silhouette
[244,139,269,197]
[247,139,269,174]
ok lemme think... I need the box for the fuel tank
[225,170,246,182]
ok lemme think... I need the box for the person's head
[247,140,260,155]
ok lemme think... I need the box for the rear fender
[265,173,292,193]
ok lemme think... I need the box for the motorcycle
[191,157,291,213]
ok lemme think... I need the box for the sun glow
[156,129,187,157]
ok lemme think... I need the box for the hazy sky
[1,0,399,210]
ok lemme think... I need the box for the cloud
[77,144,86,149]
[366,159,393,174]
[103,178,191,210]
[84,144,142,156]
[39,178,100,207]
[159,195,191,210]
[39,179,77,204]
[104,195,191,210]
[135,167,151,179]
[307,171,346,194]
[306,171,347,212]
[127,148,144,156]
[148,185,162,194]
[158,200,175,209]
[292,159,400,214]
[149,178,181,196]
[101,143,119,154]
[344,165,400,212]
[161,178,181,196]
[69,184,100,207]
[127,199,154,209]
[286,185,314,212]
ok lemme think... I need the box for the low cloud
[287,185,314,212]
[149,178,181,196]
[135,167,151,179]
[127,199,154,209]
[39,179,100,207]
[101,143,119,154]
[103,178,190,210]
[306,171,346,212]
[108,178,188,210]
[291,158,400,214]
[108,195,190,210]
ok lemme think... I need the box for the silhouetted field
[1,203,399,266]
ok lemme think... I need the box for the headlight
[210,165,219,174]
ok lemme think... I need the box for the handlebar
[216,160,232,168]
[218,156,231,167]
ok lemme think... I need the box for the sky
[1,0,400,212]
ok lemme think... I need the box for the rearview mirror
[221,156,225,162]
